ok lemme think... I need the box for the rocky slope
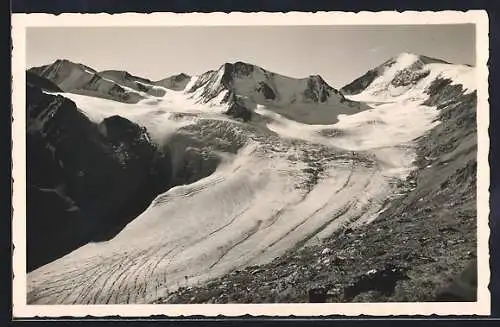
[26,77,174,271]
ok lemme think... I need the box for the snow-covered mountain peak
[186,61,345,106]
[179,61,369,124]
[382,52,449,69]
[341,52,475,100]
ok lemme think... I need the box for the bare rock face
[391,68,430,88]
[255,81,276,101]
[340,69,379,96]
[26,84,173,271]
[222,92,253,122]
[225,101,253,122]
[26,71,62,92]
[303,75,340,103]
[342,264,410,301]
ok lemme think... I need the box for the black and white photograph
[11,11,490,317]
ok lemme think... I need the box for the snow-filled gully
[27,88,441,304]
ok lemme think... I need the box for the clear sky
[26,24,475,88]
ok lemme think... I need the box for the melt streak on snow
[27,57,474,304]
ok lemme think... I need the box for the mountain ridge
[28,58,368,124]
[29,52,470,97]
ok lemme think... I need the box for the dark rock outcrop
[308,287,328,303]
[303,75,340,103]
[343,264,410,301]
[221,62,255,87]
[222,93,253,122]
[256,82,276,100]
[26,71,63,92]
[159,118,250,189]
[340,69,379,96]
[391,68,430,88]
[225,101,252,122]
[26,84,173,271]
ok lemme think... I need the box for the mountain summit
[186,61,344,106]
[340,52,474,99]
[182,61,367,123]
